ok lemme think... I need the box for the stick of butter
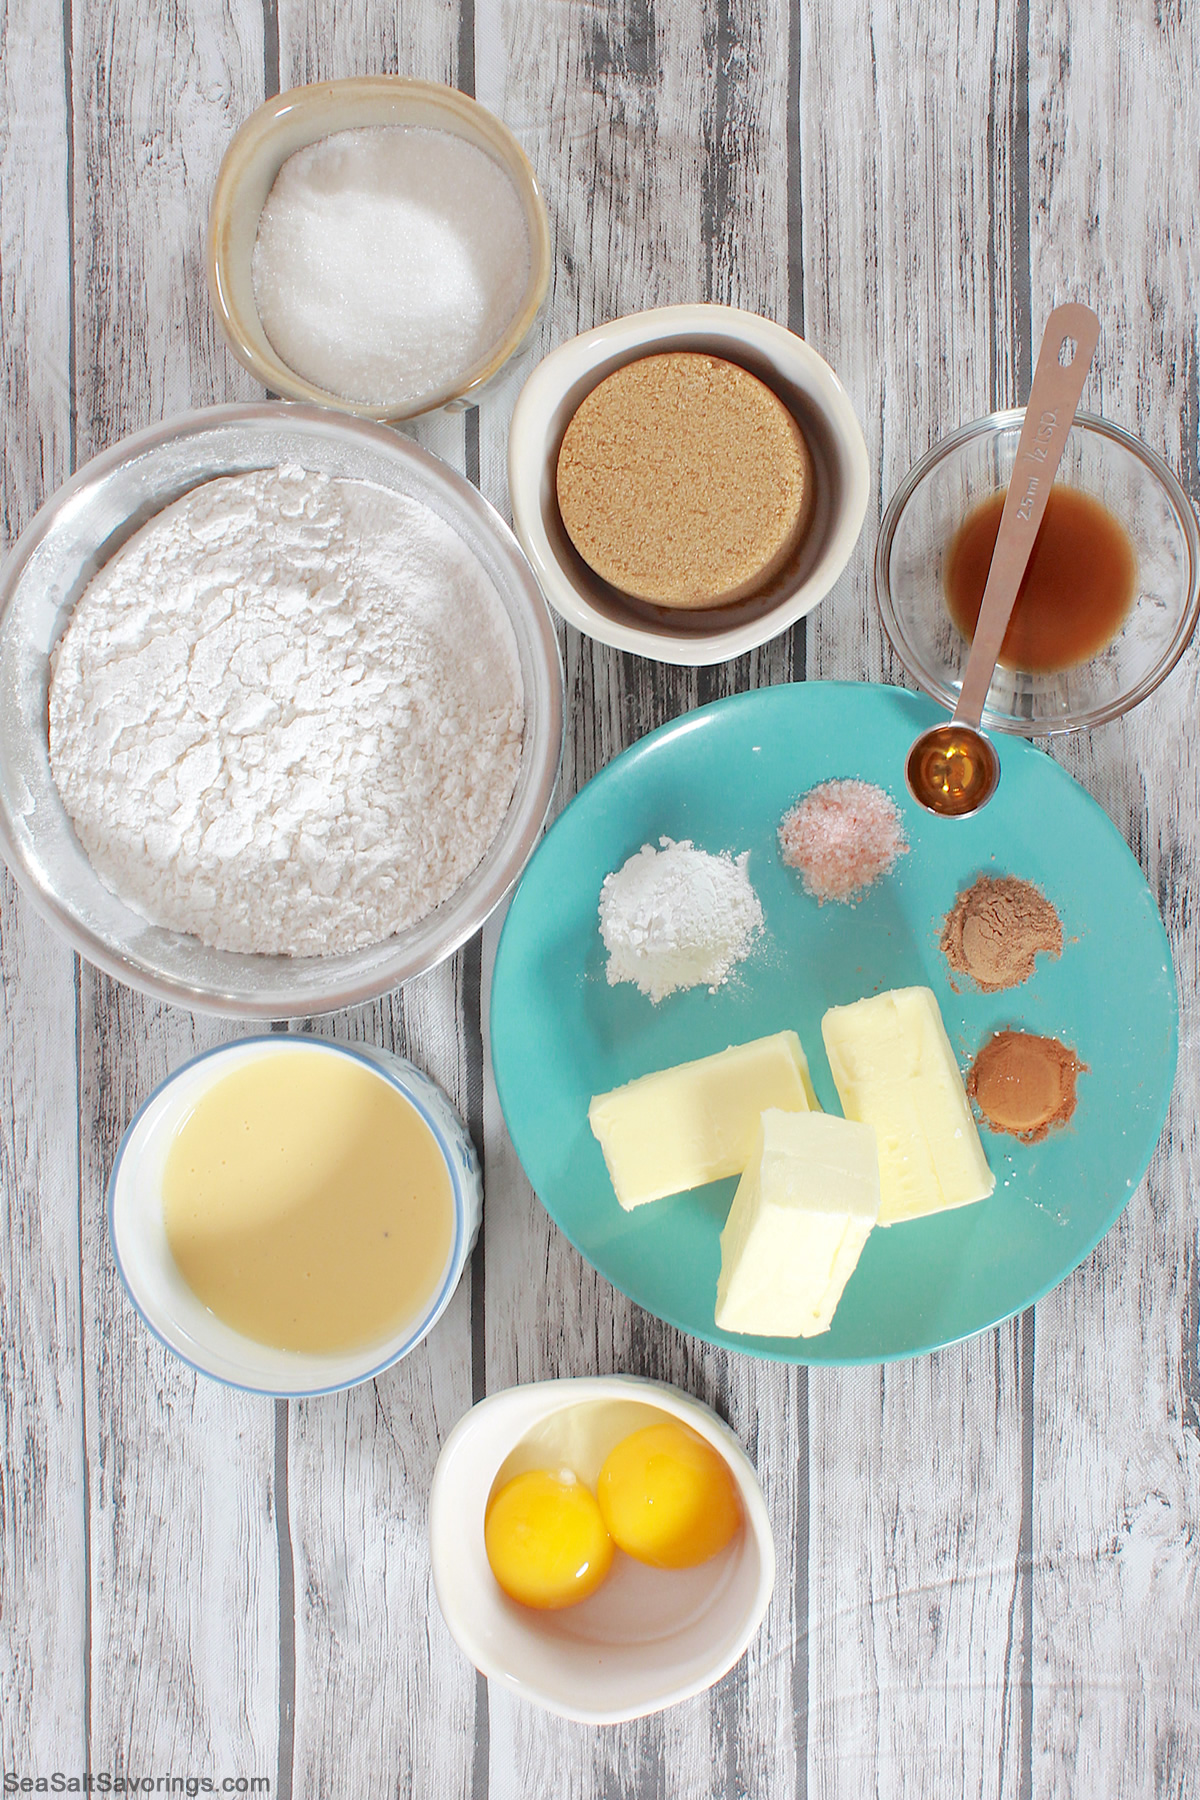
[715,1109,880,1337]
[821,986,994,1225]
[588,1030,818,1210]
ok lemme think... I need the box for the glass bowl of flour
[0,402,563,1017]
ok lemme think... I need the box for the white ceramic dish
[208,77,552,421]
[429,1374,775,1723]
[507,304,870,666]
[0,402,563,1018]
[109,1035,483,1397]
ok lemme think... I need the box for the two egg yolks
[484,1421,742,1611]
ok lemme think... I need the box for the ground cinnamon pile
[966,1031,1085,1142]
[940,875,1062,991]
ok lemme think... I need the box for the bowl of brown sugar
[875,410,1200,734]
[508,306,870,666]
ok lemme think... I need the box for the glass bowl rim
[0,401,565,1016]
[874,407,1200,736]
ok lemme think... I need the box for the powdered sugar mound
[48,466,524,957]
[778,778,908,904]
[598,837,763,1002]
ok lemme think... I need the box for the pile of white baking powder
[252,126,532,408]
[48,466,524,957]
[598,838,763,1002]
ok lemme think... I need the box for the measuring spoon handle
[953,302,1101,729]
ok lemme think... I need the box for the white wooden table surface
[3,1,1198,1795]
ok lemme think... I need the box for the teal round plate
[490,683,1177,1363]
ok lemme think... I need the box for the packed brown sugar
[555,350,815,608]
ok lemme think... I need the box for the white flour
[48,466,524,957]
[598,838,763,1002]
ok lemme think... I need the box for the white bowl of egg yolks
[108,1035,482,1397]
[428,1375,775,1723]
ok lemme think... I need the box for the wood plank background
[0,0,1197,1795]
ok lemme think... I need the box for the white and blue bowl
[108,1034,483,1397]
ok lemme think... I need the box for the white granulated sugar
[252,125,532,408]
[598,838,763,1002]
[48,466,524,958]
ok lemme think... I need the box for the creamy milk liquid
[163,1052,455,1353]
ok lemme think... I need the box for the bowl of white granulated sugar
[208,78,552,420]
[0,402,563,1017]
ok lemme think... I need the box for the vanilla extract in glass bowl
[944,483,1137,675]
[875,409,1200,735]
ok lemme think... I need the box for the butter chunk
[588,1030,817,1211]
[821,986,994,1226]
[716,1109,880,1338]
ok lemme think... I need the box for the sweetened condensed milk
[945,484,1136,672]
[163,1049,454,1353]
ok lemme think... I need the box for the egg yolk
[484,1469,614,1610]
[597,1422,742,1569]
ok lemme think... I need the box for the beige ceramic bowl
[208,77,552,421]
[508,305,870,666]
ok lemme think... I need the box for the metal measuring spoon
[905,302,1101,817]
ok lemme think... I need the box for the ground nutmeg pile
[941,874,1062,991]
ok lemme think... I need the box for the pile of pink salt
[778,778,909,904]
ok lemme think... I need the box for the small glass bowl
[208,77,552,422]
[875,410,1200,735]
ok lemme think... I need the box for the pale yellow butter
[821,986,994,1225]
[588,1030,817,1210]
[715,1108,880,1338]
